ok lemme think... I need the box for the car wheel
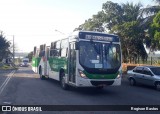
[60,72,69,90]
[130,78,136,86]
[155,82,160,91]
[39,68,45,80]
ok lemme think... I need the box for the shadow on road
[46,78,119,96]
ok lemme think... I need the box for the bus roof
[71,31,118,37]
[81,31,118,36]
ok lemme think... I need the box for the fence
[122,56,160,73]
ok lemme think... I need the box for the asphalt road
[0,67,160,114]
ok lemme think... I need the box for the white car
[20,58,29,67]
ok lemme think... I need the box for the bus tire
[39,67,45,80]
[60,72,69,90]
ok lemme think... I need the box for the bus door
[44,46,50,76]
[68,42,76,83]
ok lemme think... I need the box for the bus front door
[68,42,76,83]
[44,47,50,76]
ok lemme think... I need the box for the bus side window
[39,51,45,57]
[50,41,61,57]
[47,48,50,59]
[39,44,45,57]
[61,39,68,57]
[50,42,54,57]
[50,49,53,57]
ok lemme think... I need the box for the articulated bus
[32,31,122,90]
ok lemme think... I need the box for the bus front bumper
[76,77,121,87]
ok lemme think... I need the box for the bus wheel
[60,72,69,90]
[39,68,45,80]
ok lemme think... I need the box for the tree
[154,0,160,4]
[26,51,33,62]
[0,33,11,61]
[74,11,106,32]
[102,1,124,31]
[75,1,149,63]
[102,1,147,63]
[152,11,160,41]
[140,0,160,51]
[150,11,160,49]
[141,0,160,15]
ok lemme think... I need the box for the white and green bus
[32,31,122,90]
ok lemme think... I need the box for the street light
[55,29,65,35]
[54,29,74,38]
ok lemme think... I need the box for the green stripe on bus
[32,57,41,67]
[83,71,119,79]
[48,57,67,73]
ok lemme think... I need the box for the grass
[0,62,18,70]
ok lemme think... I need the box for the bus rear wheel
[39,67,45,80]
[60,72,69,90]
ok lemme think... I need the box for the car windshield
[150,67,160,75]
[79,41,121,70]
[23,60,29,62]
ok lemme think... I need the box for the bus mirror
[75,42,79,50]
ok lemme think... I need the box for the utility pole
[13,35,15,64]
[0,31,2,36]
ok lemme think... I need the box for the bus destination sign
[85,35,113,41]
[79,32,119,42]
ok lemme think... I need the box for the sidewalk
[0,69,15,74]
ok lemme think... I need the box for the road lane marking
[3,101,12,104]
[0,70,15,95]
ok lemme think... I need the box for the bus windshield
[23,60,29,63]
[79,41,121,73]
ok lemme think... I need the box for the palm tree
[141,0,160,15]
[154,0,160,4]
[140,0,160,51]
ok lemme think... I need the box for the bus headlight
[78,69,87,78]
[116,73,121,79]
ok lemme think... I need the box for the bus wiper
[90,41,101,55]
[104,42,112,61]
[106,42,112,51]
[94,45,100,55]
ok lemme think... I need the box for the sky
[0,0,155,53]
